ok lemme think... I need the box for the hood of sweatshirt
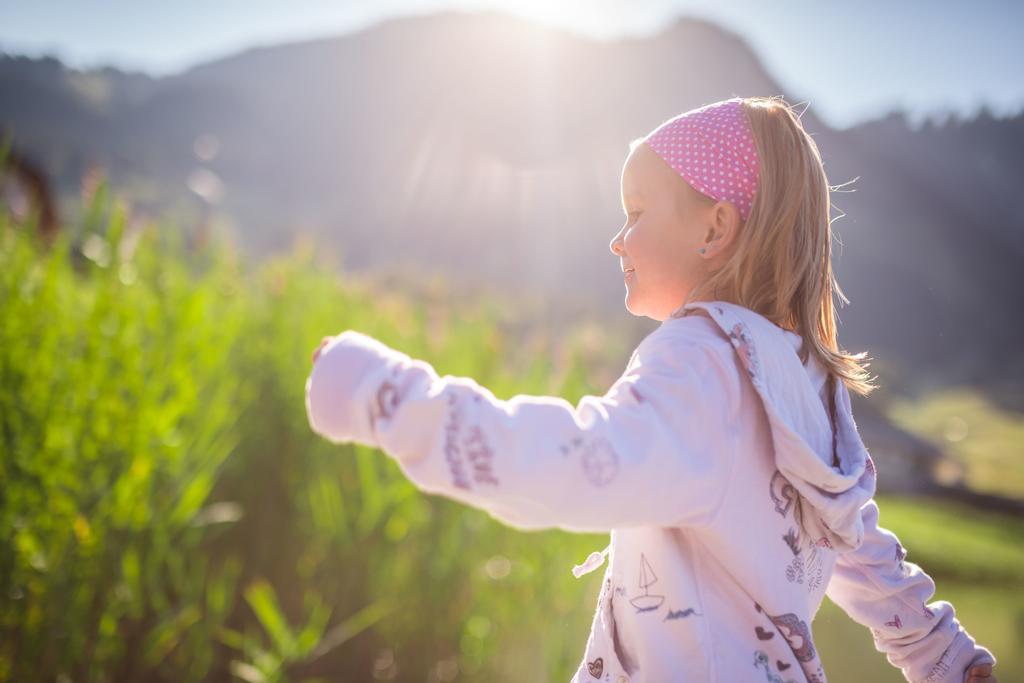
[674,300,877,553]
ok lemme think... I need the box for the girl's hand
[967,663,997,682]
[312,335,333,364]
[306,330,411,446]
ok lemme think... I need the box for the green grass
[886,387,1024,499]
[0,160,623,682]
[871,494,1024,585]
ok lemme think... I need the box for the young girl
[304,96,997,683]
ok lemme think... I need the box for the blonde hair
[638,96,879,398]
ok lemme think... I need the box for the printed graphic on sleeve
[561,434,621,487]
[463,424,498,485]
[441,393,500,490]
[895,542,908,574]
[922,641,957,683]
[368,376,404,435]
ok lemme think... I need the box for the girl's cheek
[623,226,640,252]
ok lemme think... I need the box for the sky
[1,0,1022,130]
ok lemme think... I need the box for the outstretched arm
[824,499,996,683]
[304,329,740,533]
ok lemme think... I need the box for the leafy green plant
[0,146,250,681]
[0,143,612,682]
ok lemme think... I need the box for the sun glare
[478,0,589,35]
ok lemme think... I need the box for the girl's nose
[609,231,625,256]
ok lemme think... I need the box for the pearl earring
[698,247,706,254]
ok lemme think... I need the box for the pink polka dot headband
[641,97,760,221]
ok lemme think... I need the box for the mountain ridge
[1,10,1021,409]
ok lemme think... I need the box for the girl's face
[609,142,740,321]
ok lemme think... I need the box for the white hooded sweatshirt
[304,300,996,683]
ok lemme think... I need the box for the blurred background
[1,1,1022,681]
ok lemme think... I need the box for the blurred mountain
[1,10,1022,408]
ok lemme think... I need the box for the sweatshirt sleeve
[307,328,741,533]
[824,499,996,683]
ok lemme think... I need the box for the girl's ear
[708,201,741,254]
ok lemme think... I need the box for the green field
[1,164,1020,682]
[887,388,1024,500]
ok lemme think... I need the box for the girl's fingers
[312,336,333,363]
[968,663,994,682]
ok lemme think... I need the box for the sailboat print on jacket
[630,553,665,614]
